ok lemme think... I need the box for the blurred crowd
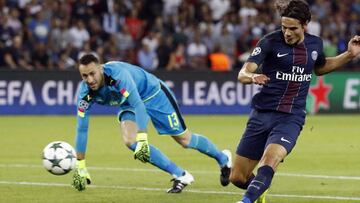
[0,0,359,71]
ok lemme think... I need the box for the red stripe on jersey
[277,82,301,113]
[277,42,307,113]
[294,42,307,65]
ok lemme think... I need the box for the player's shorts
[236,109,305,160]
[118,82,187,136]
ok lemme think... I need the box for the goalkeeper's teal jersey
[76,61,161,153]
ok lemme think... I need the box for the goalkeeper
[72,54,232,193]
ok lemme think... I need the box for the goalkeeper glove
[134,133,150,163]
[72,159,92,191]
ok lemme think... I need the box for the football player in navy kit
[229,1,360,203]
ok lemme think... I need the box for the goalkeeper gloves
[72,159,92,191]
[134,133,150,163]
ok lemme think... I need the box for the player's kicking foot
[220,149,232,186]
[255,189,268,203]
[167,171,194,193]
[236,190,268,203]
[236,198,250,203]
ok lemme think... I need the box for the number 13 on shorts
[167,112,179,129]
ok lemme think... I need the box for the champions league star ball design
[42,141,77,175]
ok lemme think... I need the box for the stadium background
[1,0,359,115]
[0,0,359,203]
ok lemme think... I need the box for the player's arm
[116,70,150,163]
[238,62,270,85]
[117,73,148,131]
[72,88,93,191]
[315,35,360,75]
[75,93,93,159]
[238,37,271,85]
[125,87,151,163]
[75,114,89,159]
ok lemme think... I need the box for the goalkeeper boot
[220,149,232,186]
[255,189,268,203]
[167,171,194,193]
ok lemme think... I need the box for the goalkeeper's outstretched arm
[73,108,92,191]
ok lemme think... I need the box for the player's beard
[89,75,105,90]
[89,83,97,90]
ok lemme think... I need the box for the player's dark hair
[79,54,99,65]
[278,0,311,25]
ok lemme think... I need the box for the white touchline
[0,180,360,201]
[1,164,360,181]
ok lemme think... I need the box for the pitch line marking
[1,163,360,181]
[0,180,360,201]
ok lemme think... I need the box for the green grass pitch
[0,115,359,203]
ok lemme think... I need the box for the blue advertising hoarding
[0,71,258,115]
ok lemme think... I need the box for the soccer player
[230,1,360,203]
[71,54,232,193]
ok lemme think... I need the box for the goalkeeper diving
[72,54,232,193]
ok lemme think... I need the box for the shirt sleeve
[247,37,271,66]
[115,69,148,131]
[315,39,326,67]
[75,84,94,153]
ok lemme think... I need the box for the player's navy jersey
[247,30,326,115]
[75,61,161,152]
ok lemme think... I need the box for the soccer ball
[42,141,77,175]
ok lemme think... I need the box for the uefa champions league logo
[251,47,262,56]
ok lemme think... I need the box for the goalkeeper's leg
[128,142,185,178]
[120,119,185,178]
[173,130,232,185]
[173,131,229,168]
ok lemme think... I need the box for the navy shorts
[236,109,305,160]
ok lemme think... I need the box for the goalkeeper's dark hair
[276,0,311,25]
[79,54,99,65]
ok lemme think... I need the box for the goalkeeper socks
[187,133,228,167]
[129,143,184,177]
[243,165,274,202]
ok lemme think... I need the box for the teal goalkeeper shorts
[117,83,187,136]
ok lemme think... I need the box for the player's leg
[240,143,286,203]
[119,111,187,186]
[233,109,275,203]
[147,83,231,186]
[230,155,258,189]
[172,130,229,167]
[239,112,304,203]
[255,144,285,203]
[171,130,232,185]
